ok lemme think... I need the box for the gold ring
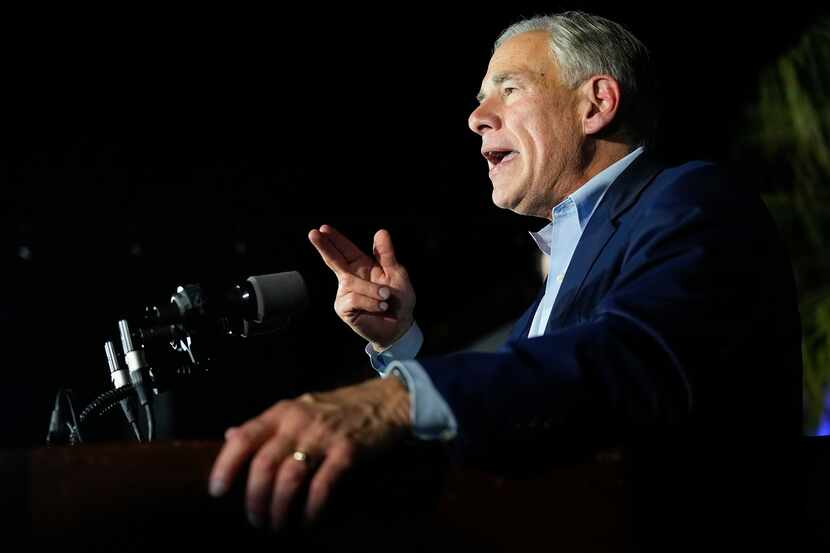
[292,450,308,463]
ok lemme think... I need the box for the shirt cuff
[365,321,424,374]
[385,360,457,441]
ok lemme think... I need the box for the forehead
[484,30,556,82]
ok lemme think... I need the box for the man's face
[469,31,583,219]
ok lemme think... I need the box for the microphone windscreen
[246,271,309,323]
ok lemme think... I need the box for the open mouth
[483,149,519,172]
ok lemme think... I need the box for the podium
[7,440,628,552]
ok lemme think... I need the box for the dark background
[0,4,823,446]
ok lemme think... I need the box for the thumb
[372,229,399,270]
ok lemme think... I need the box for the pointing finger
[308,229,351,275]
[319,225,369,265]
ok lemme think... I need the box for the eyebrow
[476,71,525,103]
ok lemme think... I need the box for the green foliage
[747,19,830,433]
[803,291,830,431]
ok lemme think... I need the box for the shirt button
[556,273,565,283]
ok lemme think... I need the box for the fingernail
[209,479,227,497]
[248,511,263,528]
[379,301,388,311]
[379,287,390,299]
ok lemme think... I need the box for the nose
[468,99,501,136]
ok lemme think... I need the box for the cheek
[508,102,568,172]
[524,118,561,166]
[525,106,561,145]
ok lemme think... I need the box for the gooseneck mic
[55,270,309,445]
[105,340,142,441]
[119,319,155,440]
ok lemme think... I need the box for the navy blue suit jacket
[416,154,802,548]
[419,154,801,467]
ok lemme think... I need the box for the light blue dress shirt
[367,147,645,440]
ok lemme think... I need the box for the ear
[579,75,621,136]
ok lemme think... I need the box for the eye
[503,86,517,97]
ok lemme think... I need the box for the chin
[491,187,511,210]
[491,177,525,213]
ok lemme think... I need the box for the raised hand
[308,225,416,350]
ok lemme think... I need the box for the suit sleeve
[418,165,797,460]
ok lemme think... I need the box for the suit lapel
[546,204,617,329]
[546,153,665,331]
[508,280,546,341]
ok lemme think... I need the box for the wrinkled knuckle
[299,392,317,405]
[270,400,291,417]
[289,406,317,431]
[335,296,351,313]
[309,408,326,424]
[232,427,256,447]
[227,429,248,445]
[265,402,291,427]
[305,412,330,435]
[280,400,304,419]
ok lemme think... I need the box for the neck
[540,140,635,221]
[580,139,635,181]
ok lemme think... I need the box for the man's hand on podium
[208,376,410,531]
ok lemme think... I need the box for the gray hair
[496,11,658,146]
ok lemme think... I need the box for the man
[208,12,801,547]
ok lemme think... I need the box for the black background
[0,3,823,446]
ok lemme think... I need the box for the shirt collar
[529,146,645,255]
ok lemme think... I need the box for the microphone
[144,271,309,337]
[105,340,142,441]
[245,272,309,324]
